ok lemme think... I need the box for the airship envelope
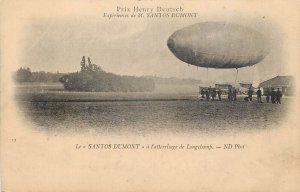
[167,22,270,69]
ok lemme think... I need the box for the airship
[167,22,269,69]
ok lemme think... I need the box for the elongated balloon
[167,22,269,68]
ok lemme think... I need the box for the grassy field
[14,82,291,136]
[15,82,199,102]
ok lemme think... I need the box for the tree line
[14,57,201,92]
[14,67,65,82]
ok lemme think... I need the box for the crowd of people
[264,87,283,104]
[200,86,283,104]
[200,87,222,101]
[246,87,282,104]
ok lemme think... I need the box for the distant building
[215,84,232,90]
[238,83,253,95]
[215,84,233,94]
[239,83,252,89]
[259,76,294,96]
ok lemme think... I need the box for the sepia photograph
[13,11,295,136]
[1,0,299,191]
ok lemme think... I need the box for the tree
[80,56,87,72]
[15,67,32,82]
[81,56,103,72]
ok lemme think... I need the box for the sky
[4,0,298,85]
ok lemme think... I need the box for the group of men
[200,86,283,104]
[227,87,238,101]
[247,87,283,104]
[265,87,283,104]
[200,87,238,101]
[200,87,221,101]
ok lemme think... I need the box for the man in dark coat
[205,89,210,101]
[276,88,283,104]
[232,88,237,101]
[228,87,232,101]
[270,88,276,104]
[265,87,270,103]
[247,88,254,101]
[256,87,262,103]
[211,88,216,101]
[217,89,221,101]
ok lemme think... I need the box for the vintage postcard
[1,0,299,191]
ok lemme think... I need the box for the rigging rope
[206,68,208,82]
[235,68,239,82]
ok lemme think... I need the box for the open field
[15,83,291,136]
